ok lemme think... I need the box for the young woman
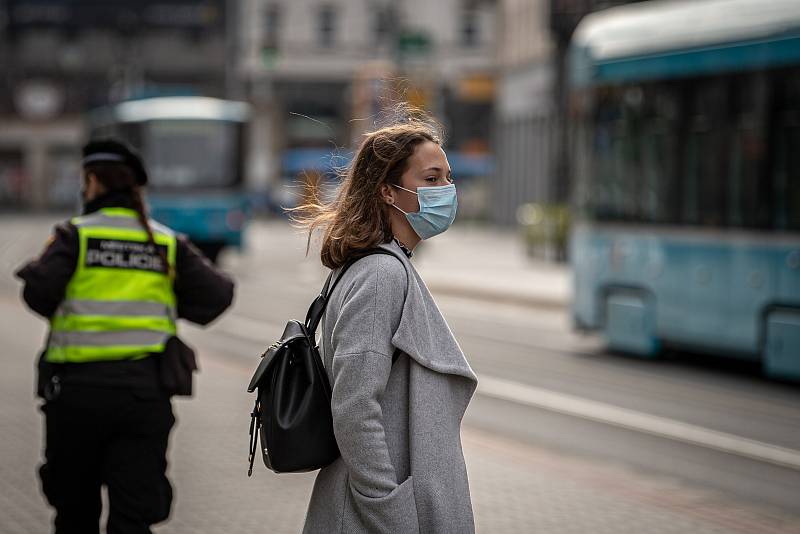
[295,118,478,534]
[16,139,234,534]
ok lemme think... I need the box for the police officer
[16,139,235,534]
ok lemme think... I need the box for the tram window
[728,72,770,229]
[591,86,647,222]
[591,88,625,220]
[88,123,141,151]
[572,121,592,218]
[640,83,680,224]
[90,125,116,139]
[145,121,238,189]
[583,71,799,231]
[682,79,728,227]
[619,86,645,222]
[119,124,142,152]
[772,68,800,232]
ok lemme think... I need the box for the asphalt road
[3,215,800,532]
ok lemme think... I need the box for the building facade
[0,0,497,214]
[492,0,651,227]
[237,0,497,216]
[0,0,229,209]
[492,0,554,225]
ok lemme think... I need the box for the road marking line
[477,374,800,471]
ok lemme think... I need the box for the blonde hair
[291,116,443,269]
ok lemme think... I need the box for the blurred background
[1,0,799,532]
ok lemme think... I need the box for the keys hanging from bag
[247,248,404,475]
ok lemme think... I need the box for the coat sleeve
[173,235,235,325]
[15,222,78,318]
[328,254,407,498]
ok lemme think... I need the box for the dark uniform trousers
[40,385,174,534]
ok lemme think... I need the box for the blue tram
[568,0,800,379]
[88,96,251,262]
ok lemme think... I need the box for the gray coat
[302,241,478,534]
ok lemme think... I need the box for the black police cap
[82,138,148,186]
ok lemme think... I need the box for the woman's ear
[380,183,395,205]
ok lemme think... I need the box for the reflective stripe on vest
[46,208,178,363]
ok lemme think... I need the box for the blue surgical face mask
[391,183,458,240]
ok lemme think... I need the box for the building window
[317,4,336,48]
[461,6,479,47]
[372,5,391,46]
[263,3,281,50]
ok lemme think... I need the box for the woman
[296,118,478,534]
[16,139,234,534]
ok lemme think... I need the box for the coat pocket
[345,476,420,534]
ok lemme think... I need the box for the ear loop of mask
[389,184,417,215]
[391,203,409,215]
[392,184,418,196]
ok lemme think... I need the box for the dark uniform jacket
[16,191,235,396]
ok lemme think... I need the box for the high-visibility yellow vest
[46,207,178,363]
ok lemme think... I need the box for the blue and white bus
[88,96,252,262]
[568,0,800,380]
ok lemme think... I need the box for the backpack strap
[304,248,402,338]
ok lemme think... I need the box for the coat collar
[378,240,478,386]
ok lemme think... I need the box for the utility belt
[38,336,196,400]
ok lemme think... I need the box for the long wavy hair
[291,116,443,269]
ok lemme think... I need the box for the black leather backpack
[247,248,401,475]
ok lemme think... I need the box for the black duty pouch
[36,351,54,398]
[159,336,198,396]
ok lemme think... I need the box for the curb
[425,281,569,310]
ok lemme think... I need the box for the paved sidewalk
[413,222,570,309]
[2,303,797,533]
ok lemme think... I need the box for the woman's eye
[425,176,437,182]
